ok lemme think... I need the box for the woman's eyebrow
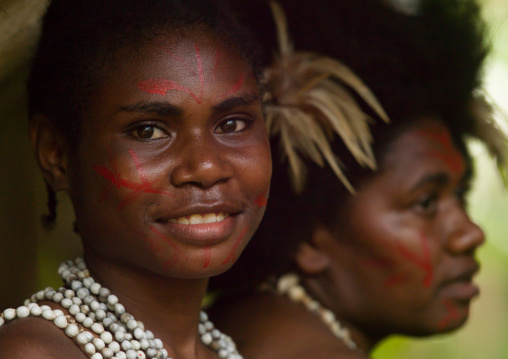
[119,101,183,116]
[408,172,449,193]
[212,92,259,113]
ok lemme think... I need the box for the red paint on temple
[221,227,249,265]
[414,130,464,175]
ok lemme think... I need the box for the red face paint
[162,252,180,270]
[211,49,222,79]
[203,247,212,269]
[222,72,245,98]
[221,227,249,265]
[414,130,464,175]
[93,149,174,211]
[393,233,433,287]
[254,192,268,207]
[437,299,460,330]
[138,43,205,104]
[150,226,189,263]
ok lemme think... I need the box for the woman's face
[66,31,271,278]
[319,118,484,336]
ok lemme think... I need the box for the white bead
[64,289,75,298]
[0,317,4,326]
[53,309,64,317]
[36,290,45,300]
[200,311,208,322]
[91,353,103,359]
[218,349,228,358]
[96,309,106,321]
[90,283,101,295]
[69,304,80,316]
[61,298,73,309]
[288,285,305,301]
[198,323,206,334]
[77,288,90,299]
[83,317,93,328]
[91,323,105,334]
[121,340,132,351]
[40,305,50,311]
[114,303,125,316]
[127,319,138,330]
[85,331,95,342]
[115,331,125,342]
[154,338,163,349]
[42,309,56,321]
[99,287,110,298]
[83,277,94,288]
[145,330,154,340]
[71,280,83,291]
[140,339,149,350]
[134,328,144,340]
[75,313,86,323]
[77,332,90,345]
[137,350,146,359]
[3,308,16,321]
[54,315,68,329]
[116,352,127,359]
[101,331,113,344]
[204,321,214,331]
[27,303,37,310]
[90,301,100,311]
[16,306,30,318]
[159,348,168,359]
[85,342,96,354]
[131,340,140,350]
[93,338,106,350]
[73,297,83,305]
[65,324,80,337]
[126,350,137,359]
[146,348,157,358]
[108,341,120,353]
[52,292,64,303]
[107,295,119,306]
[201,333,212,345]
[102,348,114,359]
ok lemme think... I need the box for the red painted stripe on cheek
[150,227,189,262]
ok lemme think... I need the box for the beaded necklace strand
[272,273,357,350]
[0,257,243,359]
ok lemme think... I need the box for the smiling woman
[0,0,270,358]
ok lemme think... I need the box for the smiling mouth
[166,212,230,225]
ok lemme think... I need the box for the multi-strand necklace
[0,257,242,359]
[271,273,357,350]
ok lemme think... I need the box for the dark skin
[0,30,271,358]
[210,118,484,359]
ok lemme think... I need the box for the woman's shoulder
[0,314,86,358]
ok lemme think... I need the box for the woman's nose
[169,132,233,189]
[445,207,485,255]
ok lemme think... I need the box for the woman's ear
[295,227,334,275]
[29,115,70,192]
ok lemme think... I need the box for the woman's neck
[83,247,209,358]
[301,275,384,353]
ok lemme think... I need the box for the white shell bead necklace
[274,273,357,350]
[0,258,242,359]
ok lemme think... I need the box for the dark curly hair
[210,0,489,293]
[29,0,261,230]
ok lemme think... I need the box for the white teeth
[168,213,229,225]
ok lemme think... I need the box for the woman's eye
[131,125,168,140]
[215,118,248,134]
[414,193,438,216]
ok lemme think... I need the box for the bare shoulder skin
[0,317,86,359]
[209,292,368,359]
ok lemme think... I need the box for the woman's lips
[154,213,239,247]
[440,280,480,301]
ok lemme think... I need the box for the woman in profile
[210,0,506,357]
